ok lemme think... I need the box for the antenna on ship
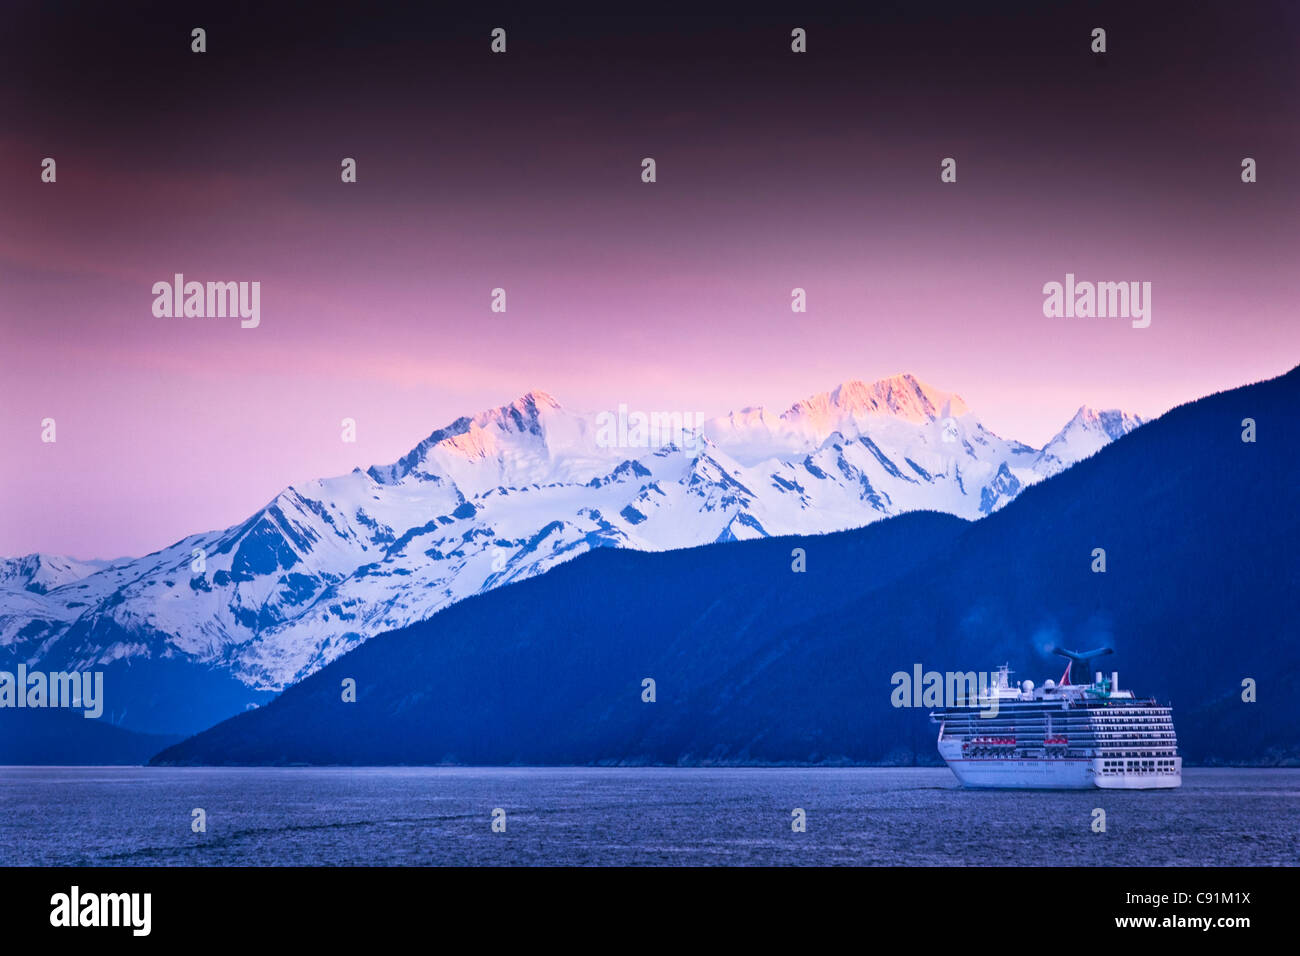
[1052,647,1113,686]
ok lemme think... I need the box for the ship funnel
[1052,646,1113,683]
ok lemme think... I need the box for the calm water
[1,767,1295,866]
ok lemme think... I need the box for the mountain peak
[785,373,970,429]
[469,389,561,432]
[518,389,561,410]
[1033,405,1145,478]
[1065,406,1144,439]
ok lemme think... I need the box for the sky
[1,1,1297,559]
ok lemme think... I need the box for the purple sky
[1,3,1297,559]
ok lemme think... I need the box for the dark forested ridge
[151,366,1299,767]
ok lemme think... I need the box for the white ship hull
[938,740,1181,789]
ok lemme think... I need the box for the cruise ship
[930,649,1181,789]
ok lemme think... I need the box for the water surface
[2,767,1294,866]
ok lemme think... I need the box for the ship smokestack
[1112,671,1119,693]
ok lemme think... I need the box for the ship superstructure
[929,649,1181,789]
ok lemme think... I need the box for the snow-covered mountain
[0,553,114,594]
[1032,406,1145,478]
[0,374,1142,704]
